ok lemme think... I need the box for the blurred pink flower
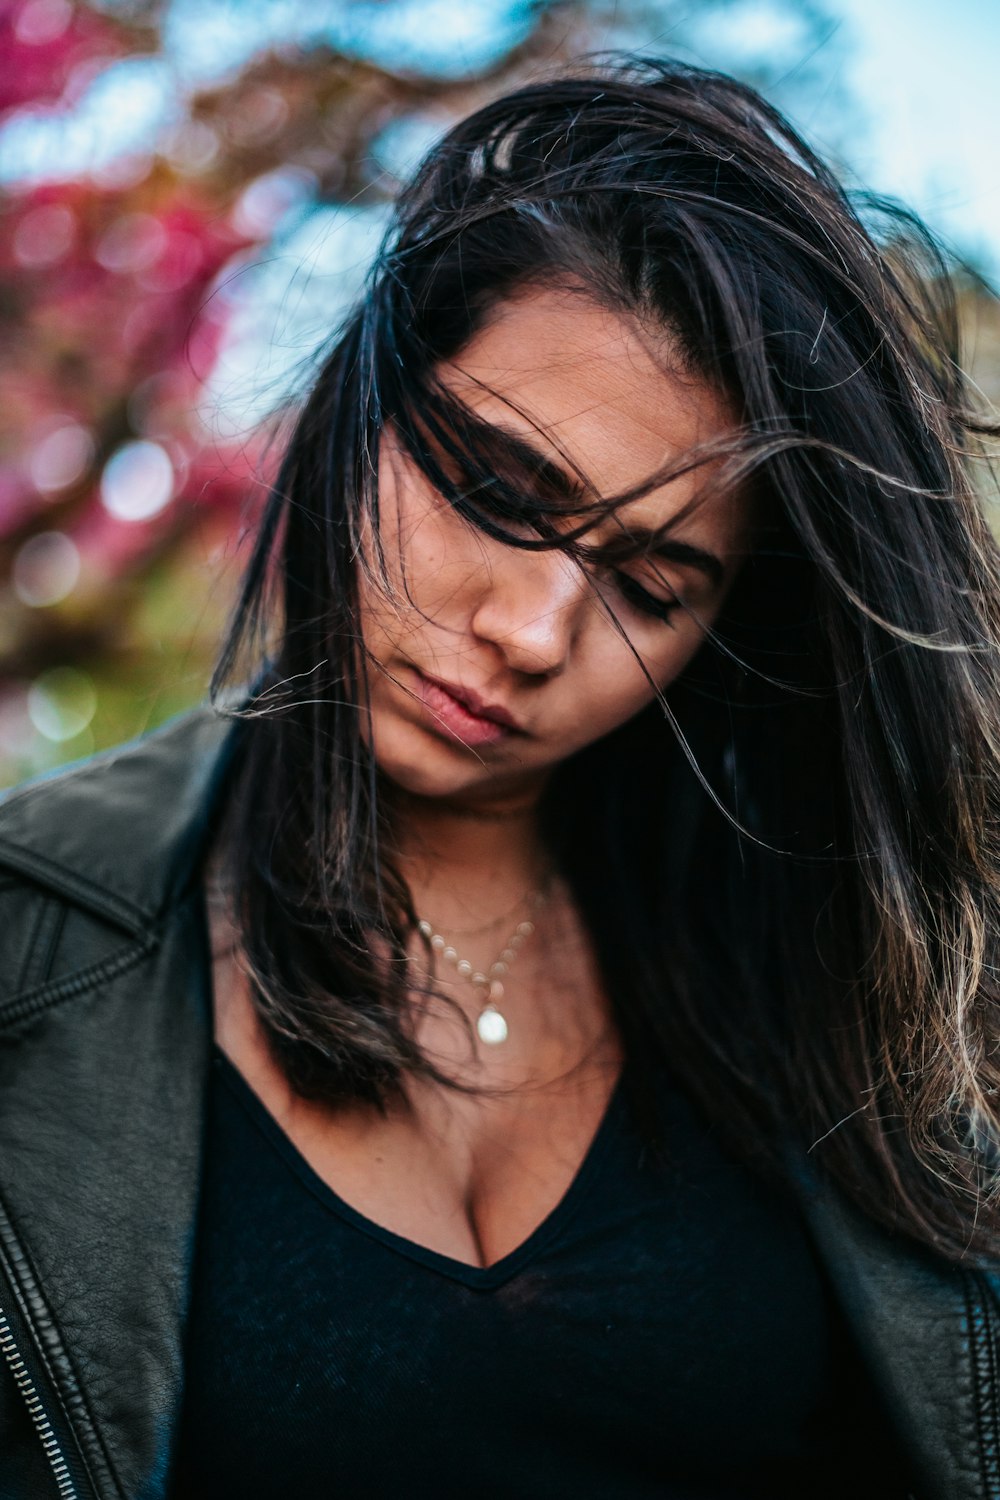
[0,0,135,118]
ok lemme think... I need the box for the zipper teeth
[0,1306,78,1499]
[967,1273,1000,1500]
[979,1281,1000,1499]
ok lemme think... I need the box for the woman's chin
[371,721,541,806]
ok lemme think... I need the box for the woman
[1,57,999,1500]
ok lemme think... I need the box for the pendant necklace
[416,888,548,1046]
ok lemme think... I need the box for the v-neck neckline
[213,1047,627,1290]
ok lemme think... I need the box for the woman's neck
[390,782,551,933]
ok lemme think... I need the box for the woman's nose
[469,545,588,677]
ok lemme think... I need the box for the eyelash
[613,570,682,624]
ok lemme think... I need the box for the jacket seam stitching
[0,842,151,934]
[0,934,159,1032]
[20,898,67,995]
[18,895,57,993]
[0,1194,123,1500]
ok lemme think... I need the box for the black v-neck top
[171,1051,907,1498]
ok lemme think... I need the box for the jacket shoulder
[0,707,237,1016]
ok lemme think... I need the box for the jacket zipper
[0,1303,79,1499]
[965,1270,1000,1500]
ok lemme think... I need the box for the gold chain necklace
[416,888,548,1045]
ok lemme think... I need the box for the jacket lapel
[795,1166,997,1500]
[0,709,237,1499]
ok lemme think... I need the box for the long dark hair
[212,56,1000,1261]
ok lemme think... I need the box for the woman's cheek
[574,612,715,743]
[599,609,699,690]
[572,630,670,741]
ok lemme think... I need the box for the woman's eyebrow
[483,421,726,587]
[599,529,726,588]
[484,421,589,502]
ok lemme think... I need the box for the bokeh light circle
[99,440,175,522]
[95,212,167,273]
[13,531,81,607]
[27,667,97,743]
[29,421,94,493]
[13,203,76,267]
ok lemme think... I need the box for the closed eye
[613,569,682,623]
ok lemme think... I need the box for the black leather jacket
[0,707,998,1500]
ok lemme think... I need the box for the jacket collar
[0,706,240,933]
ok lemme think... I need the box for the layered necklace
[416,885,549,1045]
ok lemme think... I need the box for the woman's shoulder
[0,704,236,1014]
[0,718,225,1500]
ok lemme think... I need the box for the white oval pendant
[476,1005,508,1045]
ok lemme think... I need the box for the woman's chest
[277,1077,623,1267]
[172,1051,904,1499]
[210,902,623,1268]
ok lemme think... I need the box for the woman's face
[359,285,750,806]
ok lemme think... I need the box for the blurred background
[0,0,998,786]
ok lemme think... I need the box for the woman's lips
[414,672,520,747]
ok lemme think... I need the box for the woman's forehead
[442,287,730,474]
